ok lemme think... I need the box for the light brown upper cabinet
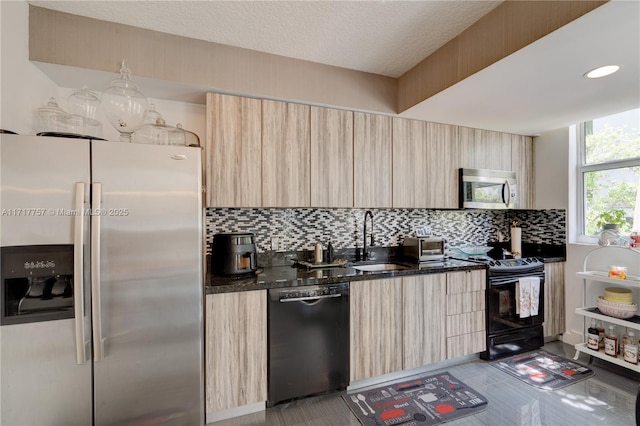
[392,118,428,208]
[393,118,458,208]
[310,106,354,208]
[205,93,262,207]
[458,127,512,171]
[262,100,311,207]
[353,112,392,208]
[511,134,534,209]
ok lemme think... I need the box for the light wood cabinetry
[310,106,354,207]
[261,100,311,207]
[392,118,458,208]
[350,278,403,381]
[544,262,565,337]
[392,118,429,208]
[353,112,392,208]
[511,134,534,209]
[458,127,512,171]
[403,274,447,369]
[425,122,459,208]
[205,291,267,414]
[205,93,262,207]
[203,93,534,209]
[445,270,487,359]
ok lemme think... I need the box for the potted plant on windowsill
[596,209,627,232]
[596,209,628,246]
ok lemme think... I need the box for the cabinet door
[310,106,353,207]
[205,93,262,207]
[511,134,534,209]
[350,279,403,381]
[458,127,511,171]
[403,274,447,369]
[392,117,429,208]
[262,100,310,207]
[393,119,458,208]
[425,122,458,208]
[205,291,267,414]
[354,112,392,208]
[544,262,565,337]
[446,270,486,359]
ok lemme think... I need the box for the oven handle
[73,182,87,365]
[489,274,544,286]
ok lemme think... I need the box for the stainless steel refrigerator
[0,134,204,425]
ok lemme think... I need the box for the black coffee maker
[210,233,257,276]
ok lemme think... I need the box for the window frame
[577,118,640,239]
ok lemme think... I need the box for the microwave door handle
[73,182,87,365]
[503,180,512,208]
[91,182,105,362]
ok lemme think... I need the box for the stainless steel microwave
[459,168,517,209]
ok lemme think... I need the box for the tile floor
[214,341,639,425]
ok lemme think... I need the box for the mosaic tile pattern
[204,208,566,254]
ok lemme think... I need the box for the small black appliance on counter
[211,233,257,276]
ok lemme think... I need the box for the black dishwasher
[268,283,349,406]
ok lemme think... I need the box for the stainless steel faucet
[363,210,374,261]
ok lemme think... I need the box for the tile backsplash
[204,208,565,254]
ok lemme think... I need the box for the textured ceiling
[27,0,501,78]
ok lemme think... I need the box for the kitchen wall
[535,127,598,346]
[204,208,565,255]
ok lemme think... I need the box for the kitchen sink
[352,263,412,272]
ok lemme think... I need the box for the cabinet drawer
[446,311,485,337]
[446,291,485,315]
[446,331,486,359]
[447,270,486,294]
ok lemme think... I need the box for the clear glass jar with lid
[132,105,200,146]
[102,61,148,142]
[67,86,103,138]
[33,97,69,134]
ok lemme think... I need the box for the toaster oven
[403,237,447,262]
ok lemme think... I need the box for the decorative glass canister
[102,61,148,142]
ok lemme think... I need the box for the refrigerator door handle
[91,182,105,362]
[73,182,87,365]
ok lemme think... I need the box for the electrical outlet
[271,238,279,251]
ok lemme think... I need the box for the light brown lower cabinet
[544,262,565,337]
[205,291,267,414]
[350,279,403,381]
[350,271,486,382]
[403,274,447,369]
[445,270,487,359]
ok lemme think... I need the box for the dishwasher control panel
[270,282,349,302]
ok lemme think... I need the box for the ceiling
[28,0,640,136]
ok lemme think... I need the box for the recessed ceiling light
[584,65,620,79]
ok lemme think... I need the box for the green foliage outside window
[583,120,640,236]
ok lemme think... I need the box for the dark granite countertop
[206,259,485,294]
[205,243,566,294]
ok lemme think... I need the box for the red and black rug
[343,372,488,426]
[490,349,594,390]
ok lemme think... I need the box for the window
[578,108,640,237]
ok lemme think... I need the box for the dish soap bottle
[604,325,618,357]
[587,320,600,351]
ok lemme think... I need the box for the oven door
[487,275,545,335]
